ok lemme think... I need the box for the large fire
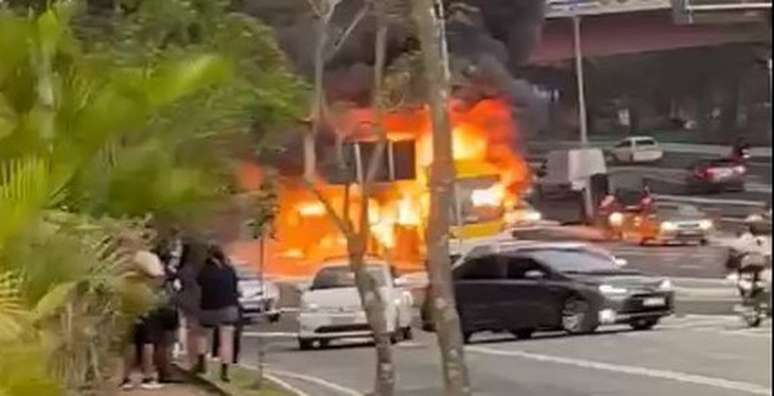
[229,99,531,277]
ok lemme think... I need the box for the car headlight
[525,211,542,221]
[746,214,763,223]
[609,212,624,227]
[658,279,673,291]
[660,221,677,232]
[599,284,628,294]
[301,301,319,312]
[699,220,713,230]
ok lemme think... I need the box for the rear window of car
[311,265,389,289]
[636,139,656,146]
[522,249,617,273]
[708,159,736,167]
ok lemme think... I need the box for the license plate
[642,297,666,307]
[331,315,356,325]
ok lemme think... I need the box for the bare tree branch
[326,1,372,63]
[357,7,389,240]
[303,179,354,238]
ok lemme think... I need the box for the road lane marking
[243,331,298,338]
[467,346,771,395]
[654,194,768,207]
[265,368,362,396]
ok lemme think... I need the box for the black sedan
[422,241,674,342]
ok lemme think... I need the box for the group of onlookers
[120,231,242,390]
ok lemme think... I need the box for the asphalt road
[233,150,771,395]
[240,315,771,396]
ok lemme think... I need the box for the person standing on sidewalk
[176,237,208,372]
[151,230,184,383]
[195,244,240,382]
[120,236,167,391]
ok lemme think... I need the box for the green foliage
[62,0,308,224]
[0,2,307,392]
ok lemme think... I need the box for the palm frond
[0,157,50,249]
[0,271,28,342]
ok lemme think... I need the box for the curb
[172,363,229,396]
[173,360,309,396]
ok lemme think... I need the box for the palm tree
[0,4,239,394]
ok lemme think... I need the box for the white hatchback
[610,136,663,164]
[298,260,414,349]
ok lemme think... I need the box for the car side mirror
[614,257,628,267]
[524,270,546,280]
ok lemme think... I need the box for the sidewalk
[113,384,212,396]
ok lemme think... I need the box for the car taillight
[694,168,707,178]
[734,165,746,174]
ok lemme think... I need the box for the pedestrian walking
[195,244,240,382]
[119,238,167,391]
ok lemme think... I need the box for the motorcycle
[734,253,771,328]
[595,196,625,240]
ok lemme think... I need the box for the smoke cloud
[243,0,546,112]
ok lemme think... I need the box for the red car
[687,158,746,193]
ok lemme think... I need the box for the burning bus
[230,99,532,276]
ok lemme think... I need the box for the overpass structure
[533,0,770,63]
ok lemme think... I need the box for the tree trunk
[304,2,397,394]
[411,1,472,395]
[351,6,395,394]
[349,239,395,396]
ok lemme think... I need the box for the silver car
[235,264,281,323]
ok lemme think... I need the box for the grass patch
[203,365,292,396]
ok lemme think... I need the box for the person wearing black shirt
[195,244,240,382]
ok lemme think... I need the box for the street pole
[573,14,589,145]
[572,13,595,223]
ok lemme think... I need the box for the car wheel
[462,331,473,344]
[319,339,331,349]
[639,237,650,246]
[402,326,414,341]
[744,306,763,328]
[630,318,659,331]
[511,329,534,340]
[298,339,314,350]
[700,238,709,246]
[562,298,596,335]
[268,313,281,323]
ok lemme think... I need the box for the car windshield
[637,139,656,146]
[523,249,619,274]
[452,176,504,225]
[235,265,261,280]
[311,265,389,290]
[656,204,702,216]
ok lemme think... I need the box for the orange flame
[230,99,531,277]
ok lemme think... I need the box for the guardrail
[546,0,672,17]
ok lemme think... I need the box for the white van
[536,148,607,197]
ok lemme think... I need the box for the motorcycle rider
[734,234,771,326]
[596,192,623,237]
[637,184,655,214]
[731,137,751,161]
